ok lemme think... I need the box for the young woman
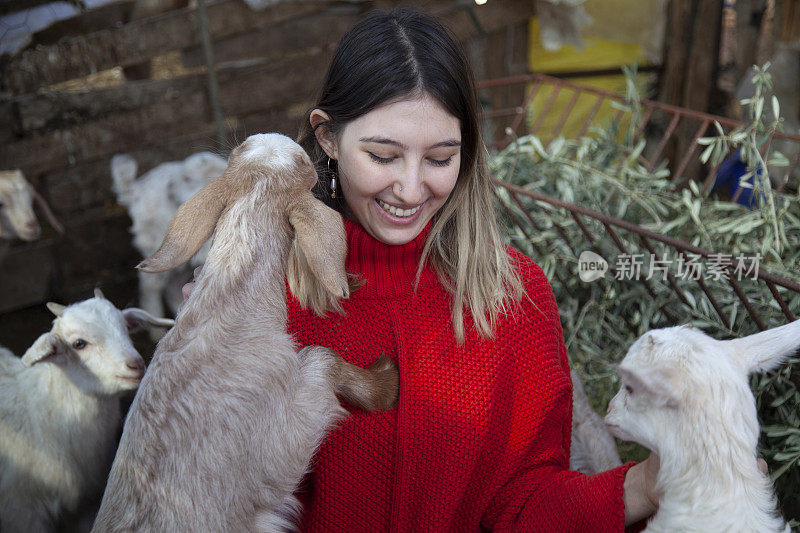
[288,8,658,532]
[186,7,659,531]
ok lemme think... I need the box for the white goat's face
[51,299,145,395]
[0,170,40,241]
[604,328,694,452]
[605,322,800,456]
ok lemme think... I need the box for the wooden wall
[0,0,533,354]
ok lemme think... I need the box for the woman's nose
[393,166,423,203]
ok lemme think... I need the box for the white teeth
[378,200,420,218]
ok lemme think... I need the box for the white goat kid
[94,133,399,532]
[110,152,227,332]
[605,322,796,533]
[0,289,173,533]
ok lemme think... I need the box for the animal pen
[0,0,536,353]
[0,0,799,519]
[483,72,800,329]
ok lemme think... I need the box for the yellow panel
[528,19,647,74]
[526,10,656,141]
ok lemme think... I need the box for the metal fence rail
[478,72,800,194]
[479,72,800,332]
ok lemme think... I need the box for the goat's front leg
[299,347,399,412]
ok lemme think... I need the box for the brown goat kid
[92,134,399,532]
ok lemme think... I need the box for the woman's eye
[368,152,394,164]
[428,156,453,167]
[72,339,87,350]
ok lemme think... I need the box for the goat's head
[21,288,174,395]
[138,133,349,301]
[0,169,64,241]
[604,321,800,456]
[170,152,228,205]
[0,169,41,241]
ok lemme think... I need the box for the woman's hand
[622,452,660,526]
[182,266,203,300]
[622,454,769,526]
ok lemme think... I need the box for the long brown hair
[294,8,523,344]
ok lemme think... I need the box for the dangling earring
[327,157,337,199]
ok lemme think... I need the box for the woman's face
[314,94,462,246]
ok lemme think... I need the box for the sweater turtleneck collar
[343,217,435,299]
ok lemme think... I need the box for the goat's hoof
[368,354,400,410]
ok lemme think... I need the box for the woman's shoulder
[494,246,569,373]
[503,245,556,306]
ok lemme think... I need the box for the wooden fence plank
[30,0,136,46]
[182,0,535,70]
[1,51,328,175]
[1,0,340,94]
[0,240,55,313]
[55,213,142,292]
[181,4,363,68]
[2,91,213,175]
[11,0,535,136]
[14,75,206,132]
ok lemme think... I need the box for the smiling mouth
[377,200,421,218]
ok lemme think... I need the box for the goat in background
[110,152,227,337]
[0,169,63,261]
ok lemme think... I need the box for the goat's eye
[625,385,634,395]
[72,339,87,350]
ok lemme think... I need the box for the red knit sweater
[287,218,632,532]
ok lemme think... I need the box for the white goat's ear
[619,365,682,408]
[726,319,800,373]
[122,307,175,333]
[288,193,349,300]
[21,333,66,366]
[110,154,138,190]
[46,302,66,317]
[138,174,232,273]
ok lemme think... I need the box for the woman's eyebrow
[359,136,461,150]
[429,139,461,149]
[359,136,406,149]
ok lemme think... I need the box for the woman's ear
[310,109,337,159]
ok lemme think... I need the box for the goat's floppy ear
[22,333,67,366]
[122,307,175,333]
[288,193,349,300]
[618,365,682,408]
[138,174,232,273]
[726,319,800,373]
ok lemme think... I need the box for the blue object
[712,147,766,208]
